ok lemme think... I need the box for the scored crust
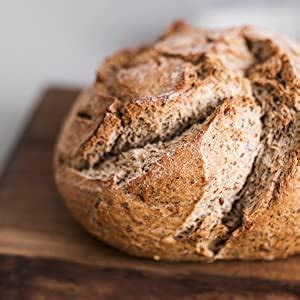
[54,21,300,261]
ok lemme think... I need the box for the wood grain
[1,254,300,300]
[0,87,299,299]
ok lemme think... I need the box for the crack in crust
[54,21,300,261]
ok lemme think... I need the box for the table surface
[0,88,299,299]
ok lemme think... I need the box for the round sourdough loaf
[54,21,300,261]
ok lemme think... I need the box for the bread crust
[54,21,299,261]
[217,163,300,260]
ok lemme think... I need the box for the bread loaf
[54,21,300,261]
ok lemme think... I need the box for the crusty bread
[54,21,300,261]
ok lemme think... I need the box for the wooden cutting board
[0,87,299,300]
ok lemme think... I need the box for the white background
[1,0,300,171]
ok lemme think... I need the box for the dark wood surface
[0,87,299,300]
